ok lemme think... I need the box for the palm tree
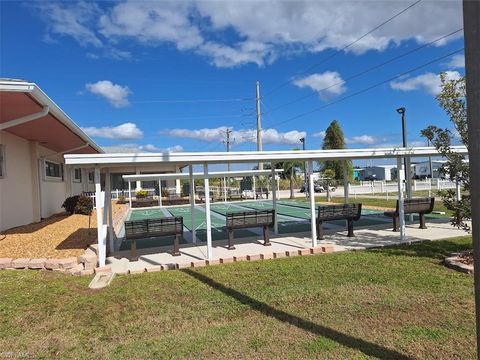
[279,149,304,199]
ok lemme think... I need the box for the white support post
[105,170,114,253]
[271,164,278,234]
[456,179,462,202]
[253,176,257,199]
[223,177,227,203]
[94,167,106,267]
[308,161,317,247]
[158,180,163,207]
[189,165,196,243]
[343,163,349,205]
[128,181,132,208]
[397,157,406,241]
[204,164,212,259]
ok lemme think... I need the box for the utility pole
[300,137,307,196]
[427,138,434,179]
[256,81,263,170]
[463,0,480,357]
[223,128,233,172]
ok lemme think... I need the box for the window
[88,171,94,183]
[45,160,63,180]
[0,144,5,178]
[73,168,82,182]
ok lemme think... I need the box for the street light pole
[397,107,413,221]
[300,137,307,196]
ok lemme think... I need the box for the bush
[135,189,149,199]
[75,195,93,215]
[117,195,127,204]
[62,195,79,214]
[62,195,93,215]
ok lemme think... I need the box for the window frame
[44,160,64,182]
[88,171,94,184]
[73,168,82,183]
[0,144,5,179]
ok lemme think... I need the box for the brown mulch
[0,202,128,260]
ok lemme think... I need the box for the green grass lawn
[0,237,475,359]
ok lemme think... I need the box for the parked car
[300,183,336,193]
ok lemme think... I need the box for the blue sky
[1,0,465,162]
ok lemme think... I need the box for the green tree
[321,120,353,181]
[421,73,470,231]
[276,149,303,199]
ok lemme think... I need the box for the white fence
[349,179,456,199]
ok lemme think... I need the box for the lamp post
[300,137,307,196]
[396,107,413,221]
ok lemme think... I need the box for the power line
[261,28,463,118]
[133,97,252,104]
[269,48,464,128]
[263,0,424,97]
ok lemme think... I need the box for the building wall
[0,131,35,231]
[0,131,95,231]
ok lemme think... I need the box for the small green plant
[161,189,169,198]
[117,195,126,204]
[135,189,149,199]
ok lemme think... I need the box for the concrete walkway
[107,219,468,275]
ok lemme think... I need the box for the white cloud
[85,80,131,107]
[31,1,463,68]
[390,71,462,96]
[446,54,465,69]
[312,131,326,139]
[163,127,306,146]
[346,135,377,145]
[293,71,346,100]
[82,122,143,140]
[102,143,183,153]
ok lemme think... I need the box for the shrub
[62,195,93,215]
[75,195,93,215]
[117,195,126,204]
[62,195,79,214]
[135,189,149,199]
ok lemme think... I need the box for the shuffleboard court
[168,205,257,241]
[128,208,166,221]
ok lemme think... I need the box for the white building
[0,79,180,232]
[414,160,447,179]
[358,165,397,181]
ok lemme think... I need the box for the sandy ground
[0,202,128,259]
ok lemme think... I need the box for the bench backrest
[226,209,275,229]
[396,197,435,214]
[124,217,183,240]
[317,203,362,221]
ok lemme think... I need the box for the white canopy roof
[65,146,468,167]
[122,169,283,181]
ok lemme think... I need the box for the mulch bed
[0,203,128,259]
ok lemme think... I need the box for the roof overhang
[122,169,284,181]
[0,80,103,154]
[65,146,468,167]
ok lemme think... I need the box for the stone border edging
[0,244,99,276]
[444,252,474,274]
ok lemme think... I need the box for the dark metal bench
[226,210,275,250]
[124,217,183,261]
[316,204,362,240]
[384,197,435,231]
